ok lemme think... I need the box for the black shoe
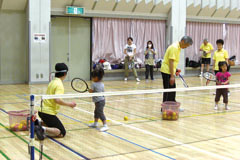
[35,125,45,141]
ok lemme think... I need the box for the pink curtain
[224,24,240,64]
[92,18,166,64]
[186,22,223,61]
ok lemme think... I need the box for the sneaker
[214,105,218,110]
[124,78,128,81]
[225,106,230,110]
[34,125,45,141]
[88,123,98,128]
[136,78,140,82]
[179,108,184,112]
[199,73,203,77]
[228,92,230,96]
[99,126,109,132]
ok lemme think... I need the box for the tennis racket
[71,78,89,93]
[178,74,189,88]
[203,72,216,81]
[200,51,207,57]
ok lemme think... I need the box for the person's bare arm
[213,60,215,72]
[225,58,229,65]
[133,48,136,56]
[124,49,127,56]
[150,49,156,54]
[144,49,148,55]
[169,59,175,85]
[222,77,230,85]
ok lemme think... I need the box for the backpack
[189,60,200,68]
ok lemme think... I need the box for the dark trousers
[145,65,154,80]
[161,72,176,102]
[38,112,66,137]
[215,88,228,103]
[94,100,106,122]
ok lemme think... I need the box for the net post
[30,95,35,160]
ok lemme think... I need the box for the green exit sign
[66,6,85,15]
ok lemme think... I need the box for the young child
[35,63,76,140]
[214,61,231,110]
[88,67,109,132]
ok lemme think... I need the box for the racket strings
[74,80,87,90]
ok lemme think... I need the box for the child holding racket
[214,61,231,110]
[35,63,76,140]
[88,67,109,132]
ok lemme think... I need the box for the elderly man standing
[160,36,193,107]
[199,39,214,77]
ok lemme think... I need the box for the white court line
[74,107,233,160]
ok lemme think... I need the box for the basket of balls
[8,110,37,131]
[161,101,180,121]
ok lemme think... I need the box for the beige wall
[0,10,28,83]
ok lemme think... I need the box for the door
[51,17,91,81]
[51,17,70,80]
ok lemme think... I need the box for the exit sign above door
[66,6,85,15]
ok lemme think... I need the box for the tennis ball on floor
[124,116,128,121]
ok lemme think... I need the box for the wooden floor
[0,74,240,160]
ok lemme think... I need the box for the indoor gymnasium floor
[0,73,240,160]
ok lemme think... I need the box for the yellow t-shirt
[213,49,229,71]
[39,78,64,115]
[160,42,181,75]
[200,43,214,58]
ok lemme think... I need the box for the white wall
[28,0,50,83]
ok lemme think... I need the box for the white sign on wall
[33,33,46,43]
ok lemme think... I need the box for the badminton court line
[10,95,90,160]
[59,113,176,160]
[75,107,233,160]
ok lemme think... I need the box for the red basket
[8,110,37,131]
[161,101,180,121]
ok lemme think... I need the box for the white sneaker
[214,105,218,110]
[99,126,109,132]
[179,108,184,112]
[199,73,203,77]
[228,92,230,96]
[136,78,140,82]
[225,106,230,110]
[88,123,98,128]
[124,78,128,81]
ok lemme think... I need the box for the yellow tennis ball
[10,123,15,129]
[163,114,167,119]
[124,116,128,121]
[20,120,27,126]
[18,124,23,130]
